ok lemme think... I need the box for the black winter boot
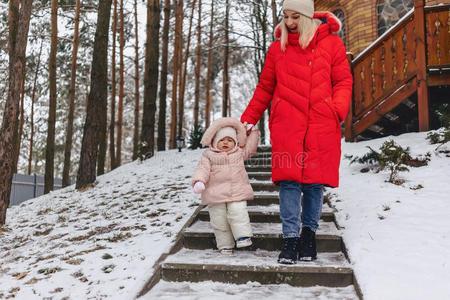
[277,237,299,264]
[298,227,317,261]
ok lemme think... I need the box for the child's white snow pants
[208,200,253,250]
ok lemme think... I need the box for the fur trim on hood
[201,117,247,148]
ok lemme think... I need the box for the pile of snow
[0,149,202,299]
[333,132,450,300]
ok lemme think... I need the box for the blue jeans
[279,181,323,238]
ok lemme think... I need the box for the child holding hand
[192,117,260,254]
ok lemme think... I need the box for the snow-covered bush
[346,140,431,184]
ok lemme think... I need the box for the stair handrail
[352,9,415,66]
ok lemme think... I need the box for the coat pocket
[269,98,281,127]
[324,98,340,130]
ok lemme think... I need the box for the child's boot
[236,237,252,248]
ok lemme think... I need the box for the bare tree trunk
[0,0,33,225]
[178,0,196,137]
[271,0,278,32]
[204,0,214,129]
[132,0,140,160]
[253,1,267,144]
[13,72,26,174]
[97,0,109,175]
[222,0,229,117]
[157,0,170,151]
[109,0,117,169]
[76,0,112,189]
[115,0,125,166]
[28,40,43,175]
[62,0,82,187]
[169,0,183,149]
[141,0,160,157]
[44,0,58,194]
[193,0,202,128]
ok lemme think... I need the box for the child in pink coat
[192,117,260,254]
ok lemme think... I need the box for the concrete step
[246,157,272,166]
[257,145,272,152]
[250,193,278,205]
[251,152,272,159]
[197,204,335,223]
[245,165,272,172]
[247,171,271,181]
[182,221,342,252]
[251,181,278,192]
[143,280,359,299]
[161,249,353,287]
[250,193,329,206]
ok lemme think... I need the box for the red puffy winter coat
[241,12,353,187]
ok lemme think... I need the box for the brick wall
[314,0,450,55]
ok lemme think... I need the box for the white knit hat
[212,126,238,148]
[282,0,314,18]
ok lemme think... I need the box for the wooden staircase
[345,1,450,141]
[138,146,363,299]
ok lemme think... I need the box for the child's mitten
[193,181,205,194]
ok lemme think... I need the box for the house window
[333,9,348,47]
[377,0,413,36]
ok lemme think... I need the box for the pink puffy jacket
[192,118,260,205]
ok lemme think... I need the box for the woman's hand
[242,122,255,136]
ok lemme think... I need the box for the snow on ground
[1,131,450,300]
[0,149,203,300]
[333,132,450,300]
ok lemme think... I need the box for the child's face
[217,137,236,152]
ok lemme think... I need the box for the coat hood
[201,117,247,148]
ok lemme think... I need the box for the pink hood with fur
[192,117,260,205]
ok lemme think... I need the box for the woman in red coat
[241,0,353,264]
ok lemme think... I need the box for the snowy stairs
[140,146,361,299]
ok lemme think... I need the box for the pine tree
[109,0,118,169]
[44,0,58,194]
[132,0,140,160]
[63,0,82,187]
[193,0,202,129]
[116,0,125,166]
[140,0,160,158]
[157,0,171,151]
[204,0,214,129]
[188,125,204,150]
[0,0,33,224]
[76,0,113,189]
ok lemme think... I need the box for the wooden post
[344,52,354,142]
[414,0,429,132]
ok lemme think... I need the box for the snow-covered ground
[0,149,203,300]
[1,131,449,300]
[333,132,450,300]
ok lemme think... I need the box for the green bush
[188,125,204,150]
[427,129,450,148]
[427,103,450,149]
[137,141,153,161]
[347,140,431,184]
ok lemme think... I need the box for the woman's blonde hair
[276,14,321,51]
